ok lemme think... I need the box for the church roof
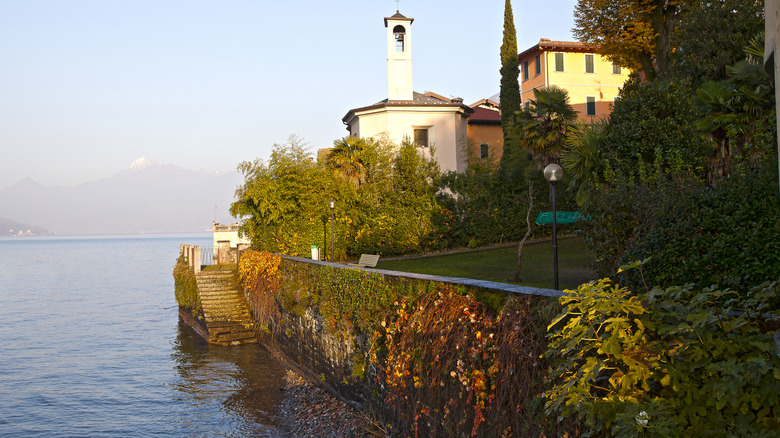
[342,92,472,124]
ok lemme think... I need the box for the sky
[0,0,577,189]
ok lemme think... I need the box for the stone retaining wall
[249,255,562,412]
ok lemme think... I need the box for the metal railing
[201,246,215,266]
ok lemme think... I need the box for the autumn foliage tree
[573,0,692,79]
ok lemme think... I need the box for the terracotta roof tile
[518,38,599,59]
[468,106,501,123]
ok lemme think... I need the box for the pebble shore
[278,370,385,438]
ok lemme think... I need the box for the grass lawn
[376,236,596,290]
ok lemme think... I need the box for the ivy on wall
[173,254,202,320]
[238,251,562,437]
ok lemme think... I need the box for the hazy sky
[0,0,577,189]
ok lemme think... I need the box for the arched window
[393,25,405,51]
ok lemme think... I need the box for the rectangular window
[535,54,541,75]
[586,96,597,116]
[524,100,531,109]
[585,54,595,73]
[523,60,529,80]
[479,143,489,159]
[414,128,429,147]
[554,52,564,72]
[612,63,622,75]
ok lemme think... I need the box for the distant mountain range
[0,158,244,235]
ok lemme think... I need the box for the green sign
[535,211,585,225]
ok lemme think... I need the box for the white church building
[341,11,473,173]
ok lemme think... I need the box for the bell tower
[384,11,414,101]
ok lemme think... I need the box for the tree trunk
[514,182,534,282]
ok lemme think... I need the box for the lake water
[0,234,288,437]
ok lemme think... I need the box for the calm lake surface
[0,234,288,437]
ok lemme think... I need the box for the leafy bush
[583,168,780,292]
[545,278,780,437]
[599,77,709,184]
[173,254,202,319]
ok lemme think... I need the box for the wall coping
[282,255,565,298]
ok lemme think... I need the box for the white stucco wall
[347,106,468,173]
[212,223,250,248]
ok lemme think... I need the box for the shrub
[583,168,780,292]
[600,77,708,184]
[173,254,202,319]
[545,278,780,437]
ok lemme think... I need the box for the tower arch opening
[393,25,406,51]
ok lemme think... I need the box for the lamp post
[328,198,336,262]
[543,163,563,290]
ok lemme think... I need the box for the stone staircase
[195,269,258,346]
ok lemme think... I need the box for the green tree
[499,0,521,167]
[670,0,765,84]
[231,135,335,257]
[512,86,578,170]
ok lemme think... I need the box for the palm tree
[562,119,607,206]
[513,86,578,170]
[325,136,367,187]
[694,34,774,183]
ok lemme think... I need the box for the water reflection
[170,321,288,437]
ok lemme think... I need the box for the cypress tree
[499,0,522,169]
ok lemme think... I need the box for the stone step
[204,311,250,319]
[204,314,252,322]
[197,283,240,290]
[200,291,244,298]
[202,301,249,310]
[196,279,237,285]
[204,314,253,323]
[196,278,237,284]
[203,305,250,314]
[207,324,255,333]
[199,289,244,296]
[214,331,258,342]
[208,319,254,328]
[201,300,245,307]
[203,313,252,323]
[200,292,245,300]
[196,278,238,284]
[192,268,258,346]
[198,270,237,276]
[198,284,239,290]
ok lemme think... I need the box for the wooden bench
[348,254,380,268]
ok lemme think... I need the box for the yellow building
[518,39,631,121]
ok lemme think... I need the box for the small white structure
[212,222,250,248]
[342,11,472,173]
